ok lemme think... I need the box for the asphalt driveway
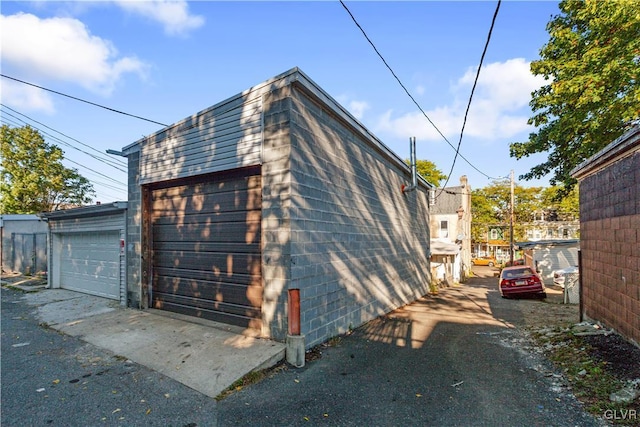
[216,267,602,426]
[2,268,603,426]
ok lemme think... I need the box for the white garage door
[59,231,120,300]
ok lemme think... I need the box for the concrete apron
[23,289,286,398]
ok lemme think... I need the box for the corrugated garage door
[150,171,262,330]
[60,231,120,300]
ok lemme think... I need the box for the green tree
[510,0,640,193]
[1,125,94,213]
[471,181,547,244]
[406,159,447,187]
[541,185,580,221]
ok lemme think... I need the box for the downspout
[401,137,417,193]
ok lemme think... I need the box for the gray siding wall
[287,85,432,347]
[139,96,263,185]
[126,151,142,308]
[48,213,124,233]
[1,217,48,273]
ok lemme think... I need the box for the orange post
[288,289,301,335]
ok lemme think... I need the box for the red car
[499,266,546,299]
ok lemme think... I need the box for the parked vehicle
[553,266,579,288]
[471,256,497,267]
[504,259,525,267]
[499,266,546,299]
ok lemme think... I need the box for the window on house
[547,228,554,238]
[439,220,449,239]
[534,230,542,239]
[490,228,499,240]
[563,228,569,238]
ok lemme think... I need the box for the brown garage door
[149,169,262,330]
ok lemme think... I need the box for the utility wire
[1,74,169,127]
[63,157,127,189]
[0,118,126,191]
[0,122,127,201]
[1,104,127,167]
[339,0,497,181]
[0,108,127,173]
[439,0,502,193]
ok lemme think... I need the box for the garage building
[120,68,433,347]
[42,202,127,305]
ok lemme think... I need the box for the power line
[339,0,497,181]
[0,108,127,173]
[1,104,127,167]
[439,0,502,192]
[1,74,169,127]
[63,157,127,189]
[0,119,127,195]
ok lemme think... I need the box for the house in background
[429,176,472,283]
[515,239,579,286]
[474,225,511,262]
[119,68,433,348]
[430,240,460,287]
[0,214,48,275]
[571,124,640,346]
[524,210,580,241]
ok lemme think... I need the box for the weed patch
[530,327,639,425]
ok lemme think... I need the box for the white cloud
[1,13,148,109]
[336,95,370,120]
[457,58,545,110]
[0,80,55,114]
[115,0,204,36]
[374,58,546,143]
[348,100,370,120]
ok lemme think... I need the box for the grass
[530,327,638,425]
[215,363,287,401]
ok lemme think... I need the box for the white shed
[516,240,580,286]
[41,203,127,305]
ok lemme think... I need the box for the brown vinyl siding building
[571,124,640,346]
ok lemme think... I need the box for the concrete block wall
[579,151,640,345]
[287,85,431,348]
[261,86,293,340]
[126,150,143,308]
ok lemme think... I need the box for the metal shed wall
[0,215,48,274]
[526,244,579,285]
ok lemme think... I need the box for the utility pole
[510,170,515,265]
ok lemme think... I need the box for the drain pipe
[401,137,417,193]
[286,289,305,367]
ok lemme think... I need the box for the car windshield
[503,268,534,279]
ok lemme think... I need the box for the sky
[0,1,562,204]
